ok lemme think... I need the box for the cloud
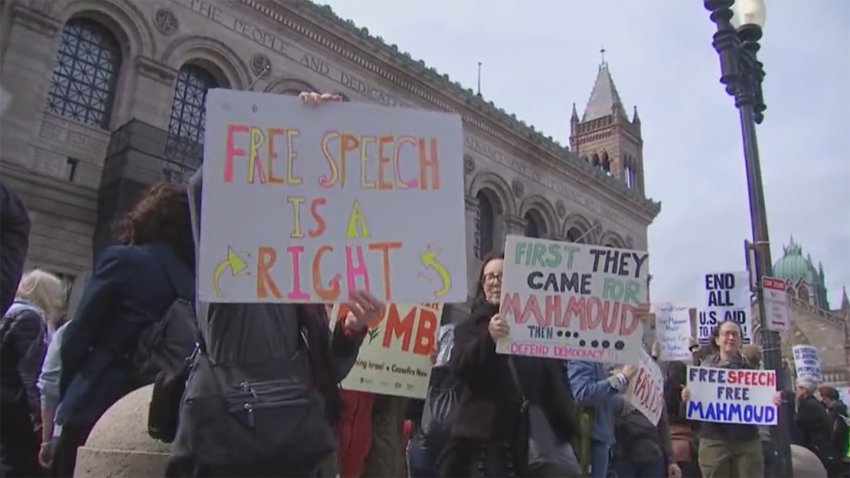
[319,0,850,307]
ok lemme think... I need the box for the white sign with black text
[697,272,752,344]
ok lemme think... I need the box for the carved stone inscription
[175,0,404,107]
[465,135,637,233]
[175,0,291,55]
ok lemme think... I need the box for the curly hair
[112,182,194,266]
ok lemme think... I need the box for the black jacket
[795,393,837,464]
[0,182,30,316]
[0,302,46,415]
[449,301,577,442]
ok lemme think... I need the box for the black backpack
[0,303,46,407]
[419,365,460,461]
[130,262,198,443]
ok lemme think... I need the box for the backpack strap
[154,245,206,358]
[187,171,209,356]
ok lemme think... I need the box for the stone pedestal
[74,385,170,477]
[790,444,827,478]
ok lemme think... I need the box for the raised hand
[345,289,384,331]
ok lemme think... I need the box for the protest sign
[697,272,752,344]
[198,89,467,303]
[763,277,790,332]
[655,303,693,362]
[792,345,823,382]
[331,303,442,398]
[496,235,649,364]
[626,349,664,425]
[685,366,777,425]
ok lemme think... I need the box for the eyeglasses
[484,273,503,283]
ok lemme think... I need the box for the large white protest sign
[199,90,467,303]
[330,303,442,398]
[697,272,752,344]
[792,345,823,382]
[685,366,778,426]
[496,235,648,364]
[626,349,664,425]
[655,303,693,362]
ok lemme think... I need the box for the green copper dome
[773,238,818,284]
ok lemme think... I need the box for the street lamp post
[702,1,793,477]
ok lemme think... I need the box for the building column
[124,57,178,130]
[464,193,479,287]
[0,4,62,168]
[443,193,479,324]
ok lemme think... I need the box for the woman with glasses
[438,252,578,477]
[681,320,782,478]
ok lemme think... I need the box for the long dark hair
[471,252,504,306]
[112,182,194,267]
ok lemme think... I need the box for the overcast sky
[319,0,850,308]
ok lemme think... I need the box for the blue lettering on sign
[686,400,776,424]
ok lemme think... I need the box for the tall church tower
[570,59,645,193]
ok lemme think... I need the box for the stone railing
[821,368,850,385]
[788,296,846,330]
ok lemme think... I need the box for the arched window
[524,211,545,238]
[624,165,633,188]
[566,227,585,243]
[797,285,810,303]
[591,153,600,167]
[167,65,219,165]
[601,152,611,174]
[47,18,122,129]
[786,287,797,298]
[475,191,495,259]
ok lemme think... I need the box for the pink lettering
[285,245,309,300]
[509,342,550,357]
[345,245,370,293]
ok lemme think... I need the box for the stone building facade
[0,0,660,314]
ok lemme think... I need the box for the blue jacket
[57,241,194,425]
[566,360,625,445]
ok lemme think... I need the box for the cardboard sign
[198,89,467,303]
[697,272,753,344]
[792,345,823,382]
[496,235,648,364]
[626,349,664,425]
[685,366,777,425]
[655,303,693,362]
[331,303,442,398]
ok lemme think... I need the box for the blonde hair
[16,269,66,326]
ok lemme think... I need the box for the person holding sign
[440,253,579,477]
[680,320,782,478]
[169,92,387,478]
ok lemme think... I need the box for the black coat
[795,393,837,464]
[449,301,577,442]
[0,182,30,317]
[58,241,194,425]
